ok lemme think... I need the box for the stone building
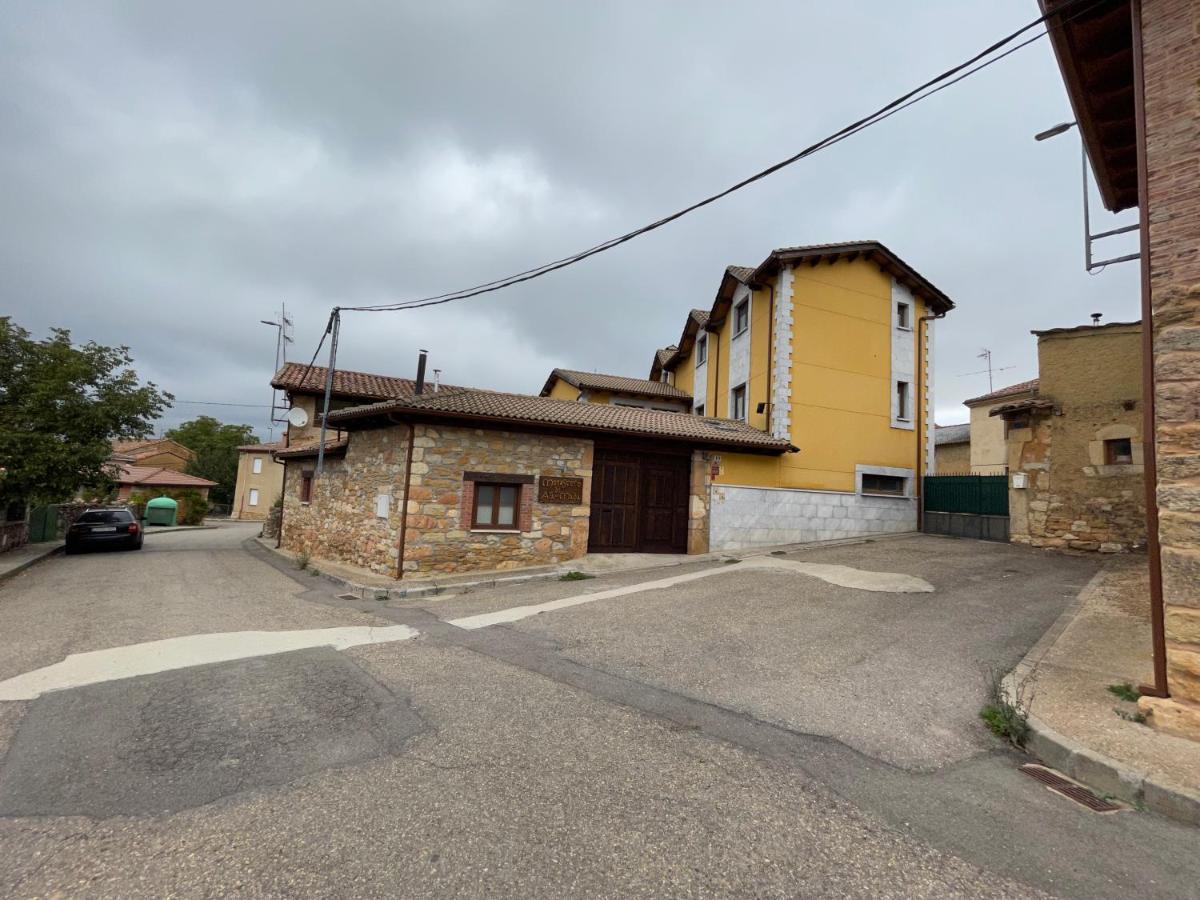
[276,387,792,578]
[1041,0,1200,739]
[963,380,1039,474]
[1000,321,1145,552]
[933,424,971,474]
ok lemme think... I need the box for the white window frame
[252,457,263,474]
[896,301,911,331]
[248,488,260,506]
[896,380,911,422]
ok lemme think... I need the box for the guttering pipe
[916,309,946,531]
[390,413,417,580]
[1131,0,1168,699]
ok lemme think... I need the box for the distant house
[231,443,285,521]
[962,380,1039,475]
[997,321,1144,552]
[110,438,195,473]
[933,424,971,474]
[539,368,692,413]
[112,465,217,520]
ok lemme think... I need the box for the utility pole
[260,302,295,434]
[316,308,341,476]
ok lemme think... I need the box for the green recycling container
[144,496,178,527]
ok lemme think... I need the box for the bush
[174,489,208,525]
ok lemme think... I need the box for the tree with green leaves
[0,318,173,508]
[166,416,258,506]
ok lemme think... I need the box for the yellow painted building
[649,241,955,549]
[539,368,691,412]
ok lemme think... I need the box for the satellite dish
[285,406,310,428]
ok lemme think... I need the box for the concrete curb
[255,531,914,603]
[1023,713,1200,826]
[0,543,64,585]
[1007,566,1200,828]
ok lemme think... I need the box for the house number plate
[538,476,584,505]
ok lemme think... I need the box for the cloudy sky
[2,1,1140,437]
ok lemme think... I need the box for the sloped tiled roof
[964,379,1039,406]
[271,363,462,400]
[726,266,756,284]
[274,437,350,460]
[113,465,217,488]
[655,346,677,368]
[752,241,955,314]
[541,368,691,401]
[934,423,971,446]
[237,441,284,453]
[328,389,794,452]
[110,438,194,461]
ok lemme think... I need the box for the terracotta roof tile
[964,379,1039,406]
[274,437,350,460]
[237,442,285,453]
[542,368,691,401]
[725,266,756,284]
[329,389,793,452]
[114,465,218,488]
[271,363,463,400]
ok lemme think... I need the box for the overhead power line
[334,0,1103,315]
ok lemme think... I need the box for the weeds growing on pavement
[560,571,594,582]
[979,665,1035,748]
[295,551,309,571]
[1114,707,1147,724]
[1107,682,1140,703]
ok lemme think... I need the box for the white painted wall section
[693,334,708,413]
[727,285,752,417]
[890,280,916,430]
[771,267,794,439]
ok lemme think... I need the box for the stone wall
[709,484,915,551]
[280,427,410,575]
[281,423,594,577]
[1007,324,1146,552]
[1136,0,1200,740]
[403,425,592,575]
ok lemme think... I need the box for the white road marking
[448,556,932,630]
[0,625,417,701]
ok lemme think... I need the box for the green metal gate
[922,475,1008,541]
[27,505,61,543]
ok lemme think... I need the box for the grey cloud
[2,2,1140,437]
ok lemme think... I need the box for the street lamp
[1034,120,1138,272]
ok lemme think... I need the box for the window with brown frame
[300,471,314,503]
[1104,437,1133,465]
[733,298,750,336]
[472,483,520,530]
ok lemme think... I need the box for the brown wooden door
[589,451,641,551]
[589,448,689,553]
[639,456,689,553]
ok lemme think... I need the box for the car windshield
[76,510,133,524]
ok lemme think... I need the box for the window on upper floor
[731,384,747,421]
[300,471,314,503]
[1104,437,1133,465]
[896,380,911,421]
[896,301,911,329]
[733,298,750,336]
[696,335,707,365]
[252,457,263,474]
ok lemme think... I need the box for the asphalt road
[0,524,1196,898]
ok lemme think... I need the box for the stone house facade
[1042,0,1200,739]
[276,387,787,578]
[1003,321,1145,552]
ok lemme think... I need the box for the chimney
[1091,312,1103,326]
[415,349,428,395]
[433,369,441,392]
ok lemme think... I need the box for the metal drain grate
[1020,764,1124,813]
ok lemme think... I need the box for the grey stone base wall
[709,484,916,551]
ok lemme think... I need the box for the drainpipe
[916,309,946,531]
[1131,0,1168,699]
[390,414,416,580]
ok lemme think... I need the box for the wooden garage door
[589,448,689,553]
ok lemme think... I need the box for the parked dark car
[65,508,143,554]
